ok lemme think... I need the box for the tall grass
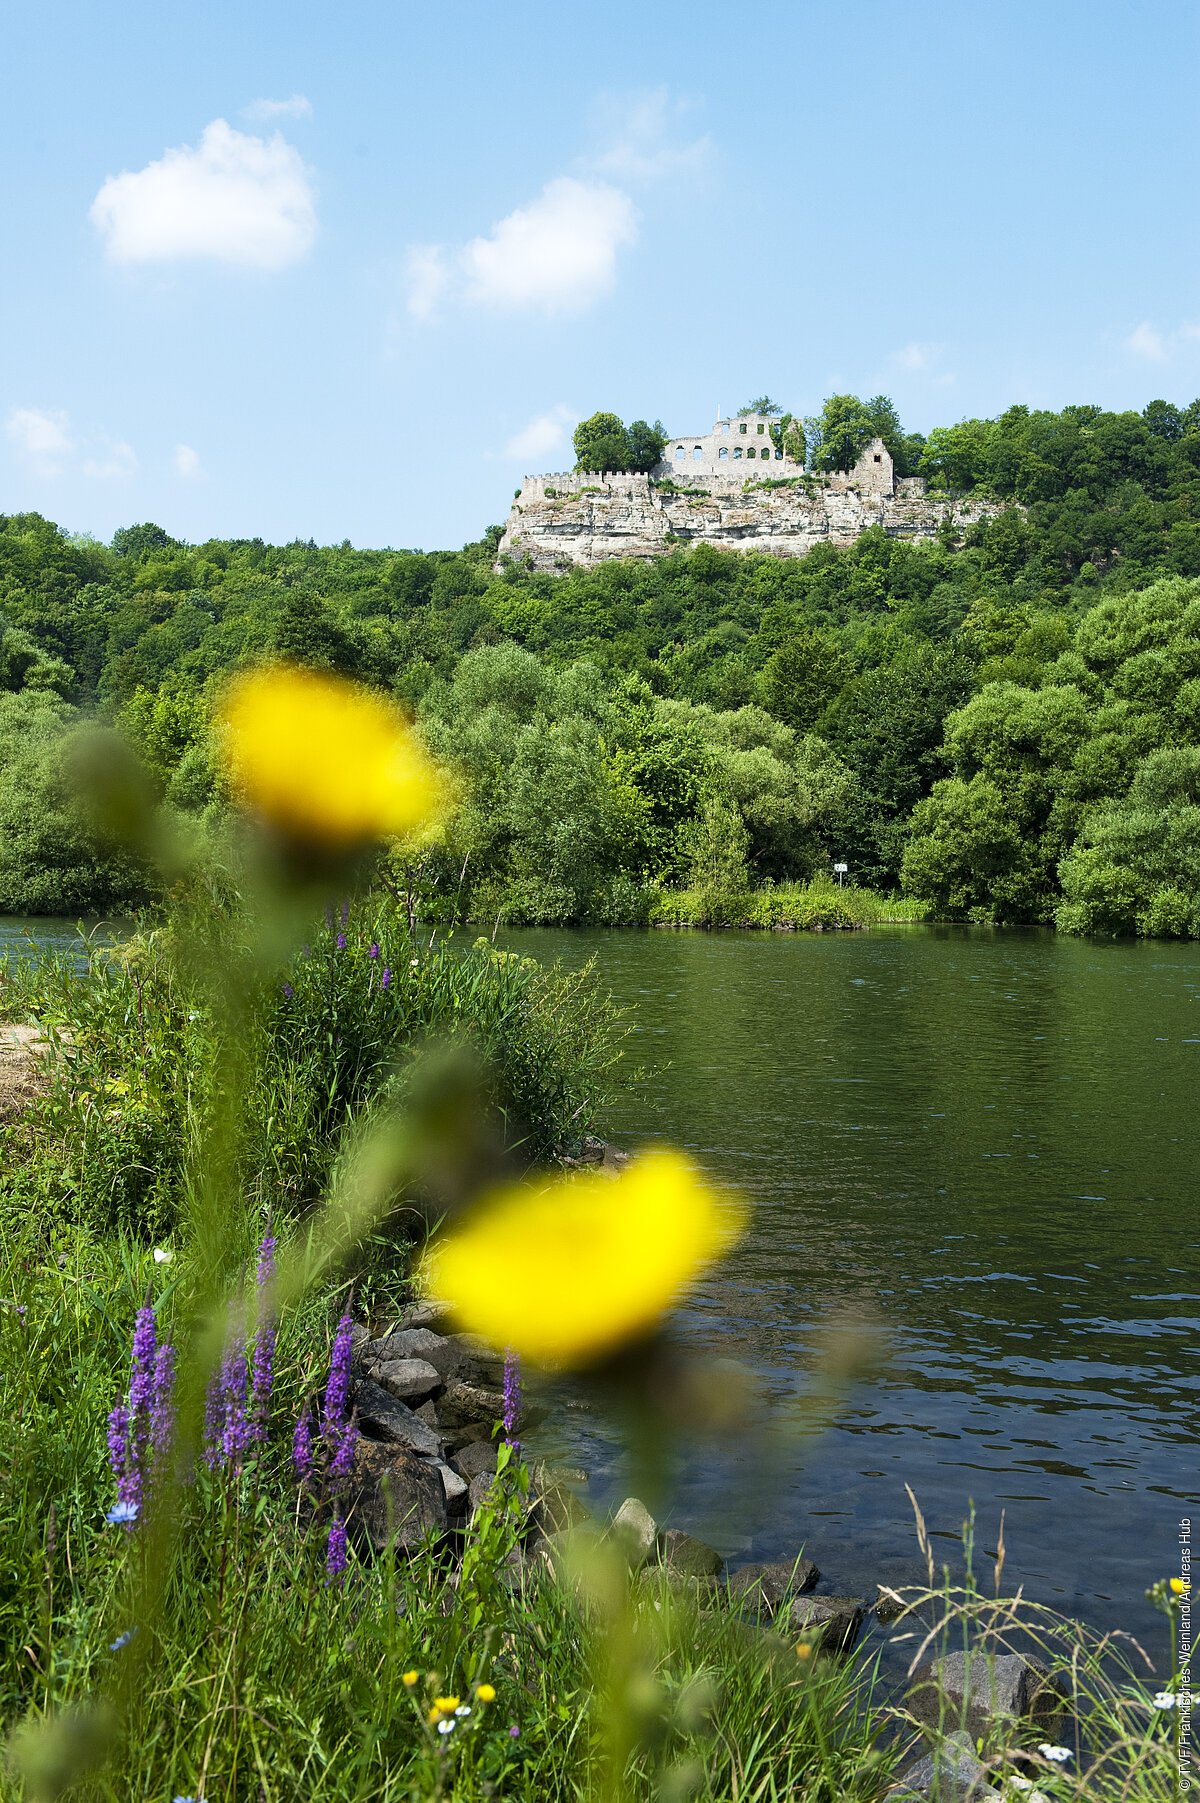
[0,892,625,1246]
[647,880,933,931]
[0,1219,893,1801]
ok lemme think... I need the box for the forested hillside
[4,395,1200,935]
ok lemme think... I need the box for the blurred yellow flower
[433,1695,460,1715]
[402,1669,420,1688]
[475,1682,496,1704]
[218,665,445,849]
[1170,1576,1189,1596]
[424,1147,745,1368]
[794,1642,813,1661]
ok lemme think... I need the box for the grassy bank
[0,896,1185,1798]
[0,885,899,1800]
[647,880,933,931]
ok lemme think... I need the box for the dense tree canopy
[573,413,668,474]
[4,390,1200,932]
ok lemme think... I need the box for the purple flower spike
[219,1327,251,1473]
[322,1314,355,1445]
[107,1402,129,1485]
[292,1408,313,1484]
[202,1374,223,1469]
[502,1349,521,1450]
[380,967,391,990]
[336,932,346,951]
[281,981,294,1001]
[150,1343,175,1459]
[340,899,350,926]
[128,1306,158,1469]
[329,1413,358,1486]
[368,943,380,960]
[326,1512,348,1583]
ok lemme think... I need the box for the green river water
[5,916,1196,1651]
[500,924,1198,1652]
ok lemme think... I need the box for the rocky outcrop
[497,472,1003,572]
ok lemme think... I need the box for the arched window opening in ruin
[693,446,703,460]
[739,423,747,435]
[775,449,784,460]
[721,422,730,433]
[746,446,756,459]
[734,446,743,459]
[757,423,765,435]
[675,446,685,460]
[718,446,728,460]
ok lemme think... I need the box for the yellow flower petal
[475,1682,496,1703]
[424,1147,745,1368]
[218,664,445,849]
[402,1669,420,1688]
[433,1695,460,1714]
[1170,1577,1189,1596]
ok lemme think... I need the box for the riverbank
[0,909,1187,1798]
[646,880,932,930]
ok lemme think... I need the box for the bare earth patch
[0,1024,54,1124]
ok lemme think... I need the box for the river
[501,924,1198,1656]
[5,915,1196,1653]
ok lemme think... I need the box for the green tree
[0,693,144,913]
[626,419,668,473]
[679,789,750,912]
[110,522,179,559]
[919,419,996,491]
[573,413,630,473]
[761,628,851,733]
[814,394,876,472]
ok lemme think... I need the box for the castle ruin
[497,411,1000,572]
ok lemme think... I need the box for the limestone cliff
[496,471,1002,572]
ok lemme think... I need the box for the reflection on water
[503,925,1199,1649]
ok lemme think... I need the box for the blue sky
[3,0,1200,551]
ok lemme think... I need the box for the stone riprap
[497,468,1002,573]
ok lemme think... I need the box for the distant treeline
[4,393,1200,936]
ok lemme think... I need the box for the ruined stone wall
[496,468,1000,572]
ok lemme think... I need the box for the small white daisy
[454,1705,471,1717]
[152,1247,173,1264]
[437,1719,454,1735]
[1152,1690,1178,1709]
[1038,1743,1072,1764]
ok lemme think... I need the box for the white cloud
[589,87,712,184]
[405,244,450,321]
[503,404,578,463]
[889,340,956,387]
[174,443,203,478]
[895,341,938,372]
[90,118,316,269]
[243,94,312,122]
[460,178,638,314]
[6,406,74,476]
[6,407,140,480]
[82,438,137,481]
[1126,321,1168,362]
